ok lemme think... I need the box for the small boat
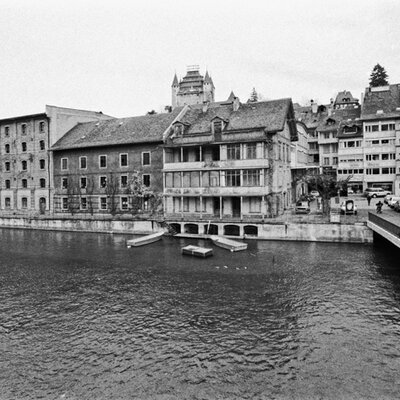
[127,231,164,248]
[181,245,213,258]
[210,235,248,252]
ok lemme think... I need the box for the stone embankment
[0,213,373,244]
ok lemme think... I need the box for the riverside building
[0,106,112,214]
[51,109,183,215]
[162,95,297,237]
[359,84,400,195]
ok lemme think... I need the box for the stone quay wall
[0,215,373,244]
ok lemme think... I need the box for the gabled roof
[334,90,358,105]
[175,98,293,135]
[51,108,183,151]
[294,104,328,130]
[361,84,400,120]
[317,107,361,132]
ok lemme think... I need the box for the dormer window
[174,124,184,135]
[326,118,335,126]
[213,120,223,133]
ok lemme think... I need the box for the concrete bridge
[367,211,400,248]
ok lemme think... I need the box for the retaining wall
[0,216,373,243]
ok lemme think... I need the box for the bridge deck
[368,211,400,248]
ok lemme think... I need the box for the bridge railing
[368,212,400,237]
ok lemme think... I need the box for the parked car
[384,194,393,204]
[340,199,357,215]
[309,190,320,199]
[295,201,310,214]
[393,201,400,213]
[364,187,391,198]
[388,196,400,208]
[347,188,354,195]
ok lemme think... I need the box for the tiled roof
[179,99,292,134]
[334,90,358,105]
[294,104,328,129]
[317,107,361,132]
[51,108,183,151]
[361,84,400,120]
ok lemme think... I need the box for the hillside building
[171,66,215,109]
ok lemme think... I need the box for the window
[21,160,27,171]
[323,157,329,165]
[365,124,379,132]
[21,197,28,209]
[39,121,45,133]
[99,155,107,168]
[227,144,241,160]
[121,175,128,188]
[100,197,107,210]
[142,152,150,166]
[195,198,206,212]
[121,197,129,210]
[174,124,183,135]
[21,124,27,135]
[332,157,338,165]
[81,197,87,210]
[40,178,46,188]
[22,179,28,188]
[120,154,128,167]
[100,176,107,188]
[143,174,150,187]
[382,168,390,174]
[62,198,68,210]
[381,123,395,131]
[249,197,261,213]
[22,142,27,152]
[40,140,45,150]
[5,162,10,171]
[226,170,241,186]
[39,159,45,170]
[61,158,68,170]
[246,143,257,159]
[80,177,87,189]
[62,178,68,189]
[80,156,87,169]
[381,139,389,145]
[179,197,188,212]
[242,169,260,186]
[213,120,223,133]
[5,197,11,208]
[5,126,9,137]
[5,179,11,189]
[5,143,10,153]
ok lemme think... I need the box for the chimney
[311,100,318,114]
[233,97,240,112]
[202,101,209,113]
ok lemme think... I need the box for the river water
[1,228,400,400]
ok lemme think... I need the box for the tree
[248,87,258,103]
[105,173,119,215]
[302,172,351,215]
[369,64,389,87]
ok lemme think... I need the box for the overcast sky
[0,0,399,119]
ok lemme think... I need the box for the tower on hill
[172,65,215,109]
